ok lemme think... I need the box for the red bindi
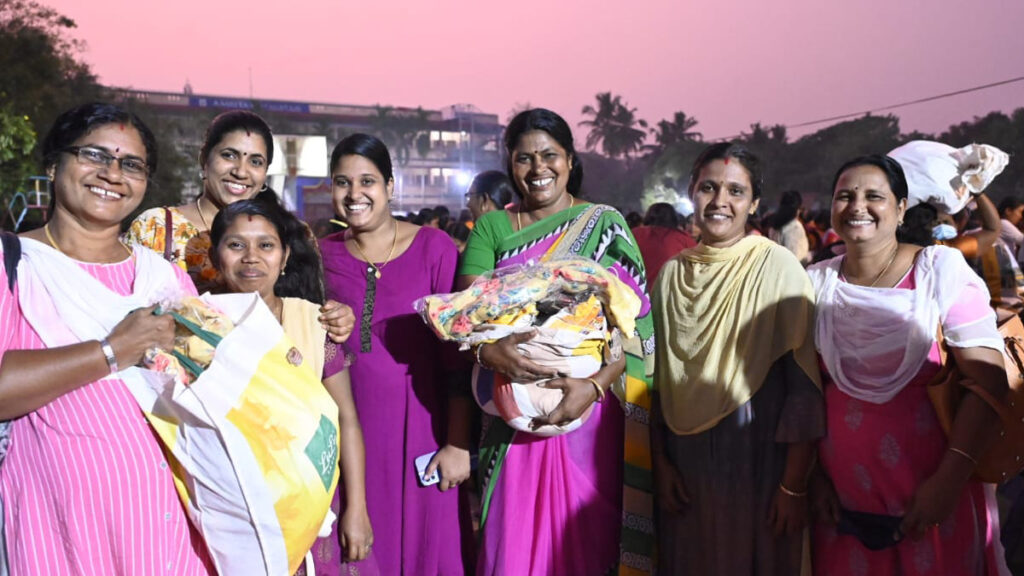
[247,214,253,222]
[246,129,251,137]
[119,123,125,131]
[723,157,730,165]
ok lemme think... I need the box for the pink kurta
[0,253,214,575]
[814,267,1010,576]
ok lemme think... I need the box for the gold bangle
[585,377,605,403]
[778,482,807,498]
[948,447,978,466]
[474,342,489,369]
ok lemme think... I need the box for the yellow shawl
[280,297,327,379]
[652,235,820,435]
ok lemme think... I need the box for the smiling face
[831,165,907,246]
[690,158,760,248]
[331,154,394,233]
[51,122,149,226]
[509,130,573,211]
[215,214,289,301]
[201,129,269,208]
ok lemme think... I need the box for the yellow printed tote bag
[127,292,340,576]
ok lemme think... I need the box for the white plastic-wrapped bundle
[415,257,640,436]
[889,140,1009,214]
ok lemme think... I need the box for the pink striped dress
[0,253,214,575]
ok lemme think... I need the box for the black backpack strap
[0,232,21,293]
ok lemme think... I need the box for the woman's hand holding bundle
[479,330,560,382]
[106,305,176,368]
[529,377,601,430]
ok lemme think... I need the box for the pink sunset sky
[47,0,1024,141]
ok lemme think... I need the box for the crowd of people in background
[0,101,1021,576]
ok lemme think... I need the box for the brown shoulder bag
[929,313,1024,483]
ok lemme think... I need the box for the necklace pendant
[374,269,382,279]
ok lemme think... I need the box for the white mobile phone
[415,451,440,487]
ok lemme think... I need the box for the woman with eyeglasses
[0,103,215,574]
[125,111,355,343]
[464,170,515,222]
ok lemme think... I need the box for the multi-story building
[112,87,503,223]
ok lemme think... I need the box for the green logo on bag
[304,415,338,491]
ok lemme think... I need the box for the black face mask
[837,509,905,551]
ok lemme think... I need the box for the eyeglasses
[62,146,150,180]
[464,192,475,201]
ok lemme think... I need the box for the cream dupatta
[653,236,820,435]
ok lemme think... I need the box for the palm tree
[579,92,648,161]
[579,93,619,152]
[742,122,788,147]
[392,107,430,166]
[369,105,430,166]
[505,101,532,124]
[369,105,399,149]
[648,111,702,150]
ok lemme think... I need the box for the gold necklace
[517,195,575,231]
[349,219,398,279]
[44,223,133,259]
[844,244,900,287]
[868,245,901,288]
[196,197,212,230]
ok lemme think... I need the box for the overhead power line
[712,74,1024,140]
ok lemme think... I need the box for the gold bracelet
[948,447,979,466]
[778,482,807,498]
[585,377,605,402]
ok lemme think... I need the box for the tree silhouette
[0,0,99,140]
[505,101,532,124]
[646,111,702,155]
[369,105,430,166]
[579,92,648,161]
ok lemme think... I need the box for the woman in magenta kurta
[318,133,468,575]
[0,104,214,574]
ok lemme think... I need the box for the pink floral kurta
[814,268,1009,576]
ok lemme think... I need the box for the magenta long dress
[316,226,466,576]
